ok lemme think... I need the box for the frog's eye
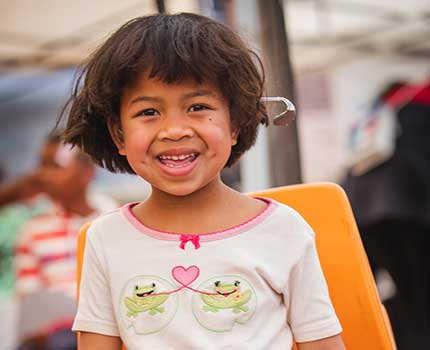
[234,281,240,287]
[214,281,221,287]
[135,285,139,290]
[152,283,156,288]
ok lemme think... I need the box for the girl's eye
[137,108,159,117]
[188,104,208,112]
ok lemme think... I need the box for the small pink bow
[179,234,201,250]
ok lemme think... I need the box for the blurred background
[0,0,429,349]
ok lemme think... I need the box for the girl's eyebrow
[130,95,162,104]
[182,89,214,99]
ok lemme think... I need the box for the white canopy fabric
[0,0,198,69]
[284,0,430,72]
[0,0,429,71]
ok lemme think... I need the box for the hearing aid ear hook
[117,128,124,142]
[260,96,296,126]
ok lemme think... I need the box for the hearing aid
[117,128,124,142]
[260,96,296,126]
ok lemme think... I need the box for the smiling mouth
[157,152,199,168]
[136,290,154,297]
[216,288,238,297]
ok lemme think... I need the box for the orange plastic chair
[76,182,396,350]
[252,182,396,350]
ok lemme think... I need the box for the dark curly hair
[61,12,268,173]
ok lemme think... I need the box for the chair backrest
[76,222,90,304]
[76,183,396,350]
[252,182,396,350]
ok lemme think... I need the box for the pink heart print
[172,265,200,286]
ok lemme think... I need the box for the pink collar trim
[120,197,277,245]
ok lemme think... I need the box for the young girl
[63,13,345,350]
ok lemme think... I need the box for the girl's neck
[147,177,233,213]
[132,177,266,234]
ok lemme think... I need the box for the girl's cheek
[208,128,228,143]
[205,121,233,143]
[126,128,152,147]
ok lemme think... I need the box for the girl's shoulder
[85,205,129,238]
[257,197,315,239]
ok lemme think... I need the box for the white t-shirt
[73,198,342,349]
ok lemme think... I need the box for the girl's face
[112,73,238,197]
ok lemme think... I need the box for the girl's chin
[153,187,200,198]
[150,179,221,198]
[158,182,198,197]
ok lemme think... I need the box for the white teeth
[159,153,196,160]
[164,160,192,168]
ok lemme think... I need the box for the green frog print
[124,283,169,317]
[192,275,257,332]
[201,280,252,314]
[120,276,178,335]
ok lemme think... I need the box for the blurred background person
[0,133,80,300]
[13,139,117,350]
[0,133,63,344]
[0,132,116,350]
[343,80,430,349]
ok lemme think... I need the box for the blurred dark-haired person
[344,80,430,349]
[12,142,116,350]
[0,134,64,350]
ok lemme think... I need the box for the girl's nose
[157,116,195,141]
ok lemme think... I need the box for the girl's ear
[107,119,126,155]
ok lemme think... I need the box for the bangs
[143,48,217,86]
[121,13,235,90]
